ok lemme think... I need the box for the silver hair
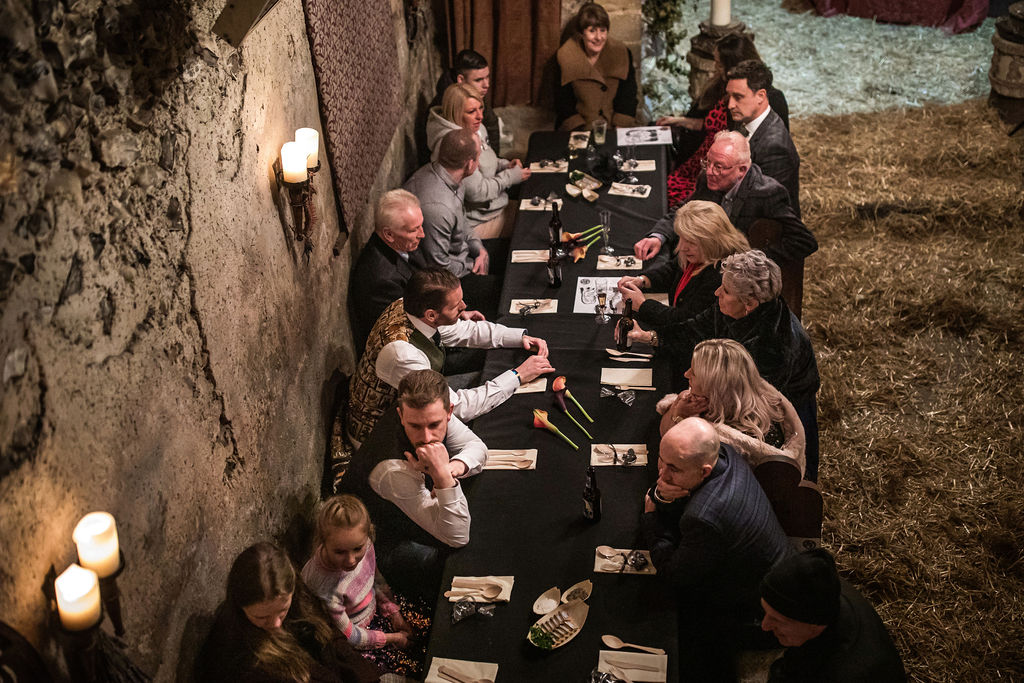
[721,249,782,305]
[712,129,751,164]
[375,189,420,233]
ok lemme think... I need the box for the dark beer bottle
[548,201,563,249]
[616,298,635,351]
[547,246,562,288]
[583,466,602,522]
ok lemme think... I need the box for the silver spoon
[601,634,666,655]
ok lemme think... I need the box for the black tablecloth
[426,131,679,682]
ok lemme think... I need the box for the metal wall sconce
[275,128,321,256]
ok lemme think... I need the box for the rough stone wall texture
[0,0,438,678]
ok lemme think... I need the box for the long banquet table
[425,131,679,682]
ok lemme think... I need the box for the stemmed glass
[599,209,614,256]
[623,145,639,184]
[595,282,611,324]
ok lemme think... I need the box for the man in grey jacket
[404,128,501,318]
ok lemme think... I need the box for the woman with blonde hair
[425,82,528,236]
[657,339,805,475]
[618,200,749,326]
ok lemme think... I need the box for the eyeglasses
[701,158,739,174]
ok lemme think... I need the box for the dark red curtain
[445,0,561,106]
[812,0,989,34]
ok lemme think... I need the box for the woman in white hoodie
[425,83,530,237]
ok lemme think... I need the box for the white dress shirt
[367,416,486,547]
[375,314,525,421]
[744,106,772,138]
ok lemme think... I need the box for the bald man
[641,417,792,682]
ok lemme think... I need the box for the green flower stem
[583,234,602,249]
[566,390,594,422]
[547,423,579,450]
[564,410,593,440]
[578,224,604,238]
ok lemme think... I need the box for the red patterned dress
[666,100,729,208]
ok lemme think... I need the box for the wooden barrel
[990,33,1024,98]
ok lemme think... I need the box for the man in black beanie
[760,548,906,682]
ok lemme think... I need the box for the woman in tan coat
[554,2,638,131]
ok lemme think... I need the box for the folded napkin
[597,651,668,682]
[511,249,549,263]
[511,298,557,314]
[620,159,656,172]
[485,448,538,470]
[448,575,514,602]
[608,356,651,363]
[520,198,561,211]
[644,292,669,305]
[515,376,547,394]
[593,549,657,575]
[608,183,652,198]
[529,159,569,173]
[569,131,591,149]
[600,367,653,387]
[590,444,648,467]
[597,254,642,271]
[425,657,499,683]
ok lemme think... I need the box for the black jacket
[657,296,820,405]
[636,262,722,328]
[746,109,801,216]
[350,233,413,353]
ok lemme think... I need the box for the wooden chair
[747,219,805,319]
[754,456,823,551]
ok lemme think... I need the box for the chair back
[754,456,823,550]
[746,218,805,319]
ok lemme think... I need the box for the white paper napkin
[515,376,547,394]
[511,249,549,263]
[621,159,656,172]
[425,657,499,683]
[510,298,557,314]
[597,254,643,270]
[520,198,562,211]
[590,444,648,467]
[448,575,514,602]
[593,549,657,575]
[529,159,569,173]
[608,183,652,198]
[484,448,538,470]
[597,651,668,682]
[600,367,653,387]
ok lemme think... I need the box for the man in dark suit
[634,132,816,267]
[641,417,793,682]
[349,189,423,352]
[726,59,800,216]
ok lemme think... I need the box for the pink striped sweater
[301,541,399,649]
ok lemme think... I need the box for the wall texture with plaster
[0,0,439,678]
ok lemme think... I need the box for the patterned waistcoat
[346,299,443,444]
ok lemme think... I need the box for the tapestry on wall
[302,0,402,236]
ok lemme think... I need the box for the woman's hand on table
[618,280,646,310]
[509,159,532,181]
[633,237,662,261]
[515,354,554,383]
[615,322,655,347]
[617,275,647,291]
[522,335,549,357]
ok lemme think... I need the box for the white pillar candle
[295,127,319,168]
[711,0,731,26]
[73,511,121,577]
[55,564,102,631]
[281,142,308,183]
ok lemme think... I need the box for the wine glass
[599,209,614,256]
[595,283,611,324]
[623,145,639,184]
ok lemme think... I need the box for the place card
[597,254,642,270]
[597,651,668,682]
[644,292,669,305]
[520,198,562,211]
[510,298,557,314]
[608,182,652,198]
[529,158,569,173]
[600,367,653,387]
[425,657,499,683]
[593,548,656,574]
[515,376,547,394]
[569,131,591,149]
[616,126,672,146]
[511,249,549,263]
[485,448,538,470]
[590,444,648,467]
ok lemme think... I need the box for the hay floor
[643,1,996,117]
[797,99,1023,681]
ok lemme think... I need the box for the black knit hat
[760,548,841,626]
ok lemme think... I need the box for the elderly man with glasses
[633,131,816,269]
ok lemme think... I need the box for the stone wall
[0,0,439,678]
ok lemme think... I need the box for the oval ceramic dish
[526,599,590,650]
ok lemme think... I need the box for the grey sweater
[403,162,481,278]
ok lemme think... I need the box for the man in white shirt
[339,370,485,599]
[346,267,553,446]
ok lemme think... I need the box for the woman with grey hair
[621,249,822,480]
